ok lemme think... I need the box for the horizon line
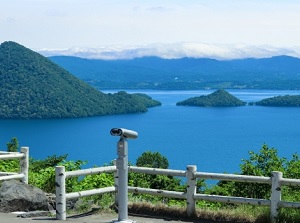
[35,42,300,61]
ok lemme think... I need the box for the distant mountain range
[49,55,300,90]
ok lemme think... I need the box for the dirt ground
[0,211,233,223]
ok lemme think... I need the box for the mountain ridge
[49,55,300,90]
[0,41,160,119]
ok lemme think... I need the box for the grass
[68,193,300,223]
[73,194,269,222]
[127,202,270,223]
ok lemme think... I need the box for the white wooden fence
[0,147,29,184]
[55,165,117,220]
[55,164,300,223]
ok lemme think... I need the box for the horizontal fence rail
[281,178,300,187]
[194,172,271,184]
[65,166,117,178]
[66,186,116,200]
[128,186,186,199]
[55,164,300,223]
[0,147,29,183]
[55,165,117,220]
[128,166,186,177]
[0,153,25,160]
[193,194,271,206]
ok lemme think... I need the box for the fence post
[186,165,197,217]
[113,159,119,205]
[20,147,29,184]
[56,166,66,220]
[270,171,282,223]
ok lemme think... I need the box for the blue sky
[1,0,300,59]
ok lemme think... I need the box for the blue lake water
[1,89,300,174]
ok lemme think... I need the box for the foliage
[130,151,184,205]
[29,156,86,193]
[106,91,161,114]
[278,208,300,223]
[3,136,300,221]
[0,41,160,119]
[285,153,300,179]
[0,159,19,173]
[29,166,56,193]
[29,154,68,171]
[75,171,114,191]
[231,145,284,199]
[0,137,20,173]
[240,144,286,176]
[131,93,161,108]
[136,151,169,169]
[176,89,246,107]
[216,144,300,202]
[28,154,69,192]
[7,137,19,152]
[254,95,300,107]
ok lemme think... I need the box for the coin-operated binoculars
[110,128,138,223]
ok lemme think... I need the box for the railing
[0,147,29,183]
[55,164,300,223]
[55,165,117,220]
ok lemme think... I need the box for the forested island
[176,89,246,107]
[176,90,300,107]
[250,95,300,107]
[0,41,161,119]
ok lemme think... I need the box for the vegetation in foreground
[1,138,300,222]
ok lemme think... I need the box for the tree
[0,137,20,173]
[240,144,286,177]
[219,144,286,199]
[7,137,19,152]
[130,151,182,193]
[136,151,169,169]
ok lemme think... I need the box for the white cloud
[37,42,300,60]
[2,1,300,49]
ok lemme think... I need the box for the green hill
[0,41,160,119]
[176,89,246,107]
[253,95,300,107]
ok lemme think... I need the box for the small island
[176,89,246,107]
[250,95,300,107]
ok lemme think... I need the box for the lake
[1,89,300,174]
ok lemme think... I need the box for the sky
[1,0,300,60]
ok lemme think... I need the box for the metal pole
[113,159,119,206]
[116,137,131,222]
[110,128,137,223]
